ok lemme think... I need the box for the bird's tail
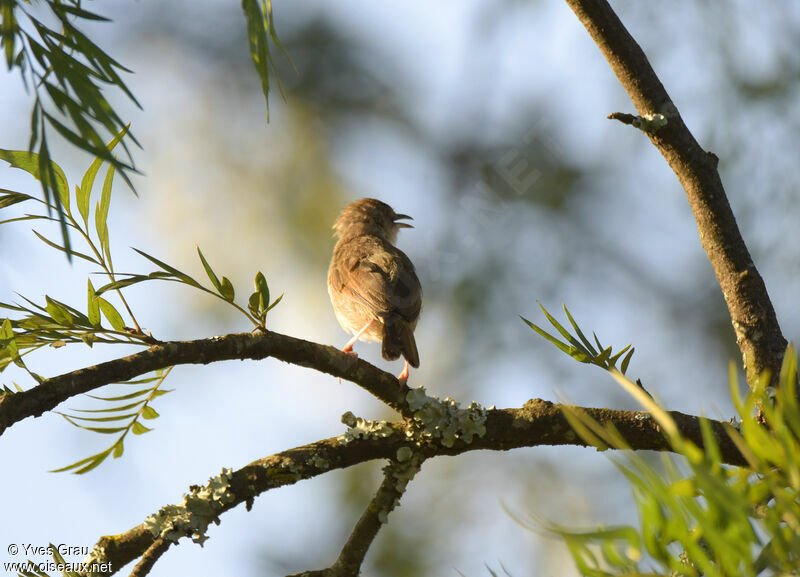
[382,315,420,368]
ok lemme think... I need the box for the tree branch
[82,401,745,576]
[0,330,413,435]
[288,457,423,577]
[565,0,787,386]
[127,538,170,577]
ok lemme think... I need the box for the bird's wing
[330,236,421,321]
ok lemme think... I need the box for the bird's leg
[397,360,410,385]
[342,319,375,357]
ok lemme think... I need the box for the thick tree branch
[83,402,745,576]
[0,331,413,435]
[565,0,787,386]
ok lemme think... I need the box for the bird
[327,198,422,384]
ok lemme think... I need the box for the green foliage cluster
[1,0,286,249]
[242,0,291,122]
[1,0,138,248]
[52,368,172,474]
[0,129,282,473]
[525,307,800,577]
[522,304,635,375]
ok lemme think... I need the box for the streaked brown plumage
[327,198,422,383]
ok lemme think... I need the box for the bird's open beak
[393,213,414,229]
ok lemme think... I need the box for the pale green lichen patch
[144,468,236,545]
[282,456,303,476]
[633,112,667,132]
[387,455,421,493]
[339,411,396,442]
[82,543,109,575]
[379,450,424,523]
[308,452,331,470]
[405,387,487,448]
[395,446,413,462]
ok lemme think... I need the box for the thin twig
[128,538,171,577]
[288,457,423,577]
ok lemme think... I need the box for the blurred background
[2,1,800,575]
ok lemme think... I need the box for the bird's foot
[341,345,359,359]
[338,345,359,383]
[397,360,410,385]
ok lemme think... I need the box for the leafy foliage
[522,303,635,375]
[1,0,288,250]
[52,368,173,474]
[0,128,282,471]
[1,0,139,250]
[241,0,291,122]
[0,126,150,379]
[525,349,800,577]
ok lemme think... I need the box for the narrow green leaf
[87,279,101,326]
[43,110,106,157]
[1,317,14,340]
[131,420,152,435]
[538,303,572,340]
[248,291,260,316]
[0,149,69,211]
[65,412,140,423]
[0,214,53,226]
[254,271,269,310]
[59,414,126,434]
[265,293,283,313]
[1,4,15,69]
[95,163,115,266]
[0,189,35,208]
[0,318,16,370]
[96,297,125,330]
[29,99,41,152]
[132,248,204,289]
[197,246,222,291]
[117,375,163,385]
[620,347,635,375]
[220,277,235,301]
[593,332,604,353]
[77,125,130,227]
[79,161,101,227]
[141,405,159,420]
[45,296,74,326]
[112,440,124,458]
[242,0,272,121]
[87,388,153,402]
[608,344,632,367]
[539,303,588,354]
[71,400,145,413]
[94,272,173,295]
[266,0,292,65]
[32,230,99,264]
[51,3,112,22]
[595,346,613,365]
[50,447,114,474]
[563,304,598,355]
[70,454,111,477]
[521,315,573,356]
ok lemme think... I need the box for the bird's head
[333,198,413,243]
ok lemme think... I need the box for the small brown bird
[328,198,422,384]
